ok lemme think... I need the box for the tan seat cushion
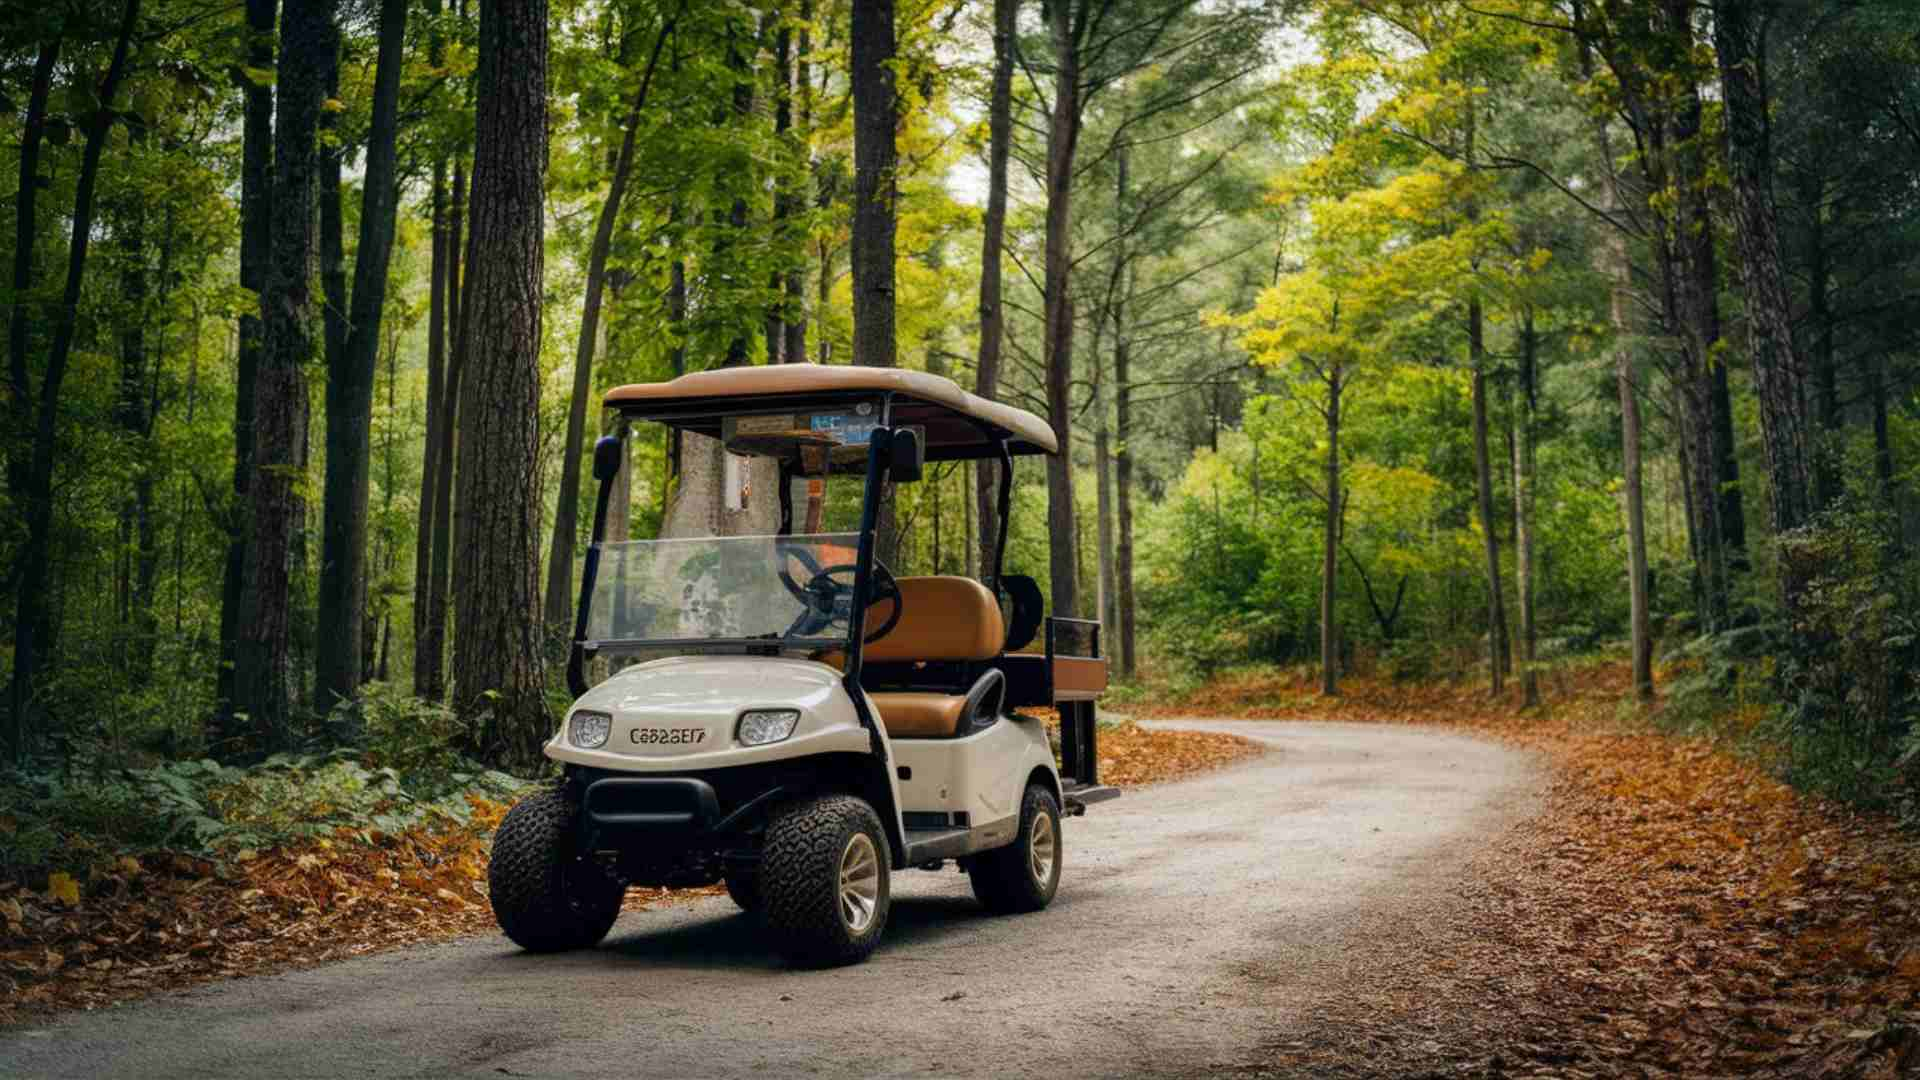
[869,692,967,739]
[866,576,1004,663]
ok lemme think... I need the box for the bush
[1774,500,1920,812]
[0,750,527,882]
[343,682,476,796]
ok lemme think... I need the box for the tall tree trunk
[770,11,798,364]
[115,126,160,683]
[454,0,550,767]
[1669,54,1733,629]
[1610,232,1654,700]
[1805,176,1840,510]
[220,0,278,731]
[1868,352,1894,499]
[1321,366,1342,697]
[1112,152,1139,678]
[6,38,59,511]
[1095,392,1116,635]
[782,8,809,364]
[312,29,349,713]
[412,0,450,697]
[413,155,448,696]
[1469,297,1508,694]
[542,16,670,638]
[317,0,408,713]
[7,0,139,760]
[420,156,466,701]
[851,0,899,564]
[718,19,754,370]
[1114,364,1138,677]
[1513,310,1539,708]
[1712,0,1813,542]
[1042,0,1084,619]
[973,0,1015,581]
[238,0,336,750]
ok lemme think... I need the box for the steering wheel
[776,545,904,643]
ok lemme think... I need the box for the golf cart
[488,364,1117,967]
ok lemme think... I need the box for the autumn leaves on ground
[1135,662,1920,1078]
[0,720,1256,1026]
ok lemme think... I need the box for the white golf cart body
[492,364,1115,964]
[548,653,1053,858]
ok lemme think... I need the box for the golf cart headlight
[736,709,801,747]
[568,710,612,749]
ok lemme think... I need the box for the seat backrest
[866,576,1004,663]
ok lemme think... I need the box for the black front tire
[488,789,623,952]
[969,783,1062,914]
[760,795,891,967]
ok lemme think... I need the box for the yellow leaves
[45,872,81,907]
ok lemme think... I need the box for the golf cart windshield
[584,532,861,653]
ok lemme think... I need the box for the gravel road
[0,720,1540,1079]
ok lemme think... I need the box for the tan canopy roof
[603,364,1058,457]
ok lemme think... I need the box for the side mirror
[592,434,624,481]
[888,428,924,484]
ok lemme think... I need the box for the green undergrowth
[0,683,531,883]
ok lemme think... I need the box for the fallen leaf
[45,873,81,907]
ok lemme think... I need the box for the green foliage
[0,749,528,880]
[1775,499,1920,815]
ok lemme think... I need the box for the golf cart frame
[563,366,1115,873]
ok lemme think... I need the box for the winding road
[1,720,1540,1079]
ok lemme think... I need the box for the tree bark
[1513,310,1539,708]
[454,0,551,768]
[1469,296,1508,693]
[420,156,465,702]
[218,0,278,731]
[6,38,59,512]
[238,0,335,750]
[114,123,159,683]
[1669,50,1734,628]
[973,0,1016,581]
[1321,365,1343,697]
[1114,317,1138,679]
[1043,0,1085,619]
[1712,0,1814,541]
[1608,231,1654,700]
[7,0,139,760]
[1805,174,1840,510]
[541,16,670,639]
[851,0,899,564]
[1095,391,1116,635]
[413,154,448,697]
[317,0,408,713]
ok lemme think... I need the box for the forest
[4,0,1920,840]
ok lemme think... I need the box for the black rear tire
[760,795,891,967]
[969,783,1061,914]
[488,789,623,952]
[724,871,761,912]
